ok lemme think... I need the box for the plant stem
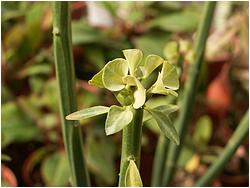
[118,108,144,186]
[151,134,169,186]
[162,2,216,186]
[52,2,90,186]
[195,111,249,186]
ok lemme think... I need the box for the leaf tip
[65,114,73,120]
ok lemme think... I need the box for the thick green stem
[118,108,144,186]
[52,2,90,186]
[151,134,169,186]
[162,2,216,186]
[195,111,249,186]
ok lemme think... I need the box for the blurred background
[1,1,249,186]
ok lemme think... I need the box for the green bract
[142,55,163,78]
[161,61,179,90]
[125,160,143,187]
[123,49,143,76]
[103,58,128,91]
[66,106,109,120]
[67,49,180,145]
[105,105,133,135]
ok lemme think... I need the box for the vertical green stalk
[162,2,216,186]
[52,2,90,186]
[195,111,249,186]
[151,134,169,186]
[118,108,144,186]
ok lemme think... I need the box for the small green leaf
[161,61,179,90]
[66,106,109,120]
[88,69,104,88]
[143,54,163,78]
[105,105,133,135]
[193,115,213,148]
[154,104,179,114]
[125,160,143,187]
[146,108,179,145]
[149,73,178,97]
[123,49,143,75]
[102,58,128,91]
[149,10,200,32]
[143,104,179,122]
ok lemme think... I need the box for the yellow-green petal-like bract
[123,49,143,76]
[150,73,178,97]
[161,61,179,90]
[105,105,133,135]
[125,160,143,187]
[66,106,109,120]
[143,54,163,78]
[103,58,128,91]
[88,68,104,88]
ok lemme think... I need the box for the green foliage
[193,115,213,149]
[86,136,117,185]
[146,107,179,145]
[1,102,41,147]
[143,104,179,122]
[135,31,170,56]
[41,151,70,186]
[149,10,200,32]
[71,20,105,45]
[2,2,248,187]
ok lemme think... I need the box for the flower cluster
[67,49,180,145]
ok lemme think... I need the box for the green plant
[52,2,89,186]
[195,111,249,186]
[151,40,182,186]
[162,2,216,185]
[66,49,180,186]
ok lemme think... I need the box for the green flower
[67,49,180,145]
